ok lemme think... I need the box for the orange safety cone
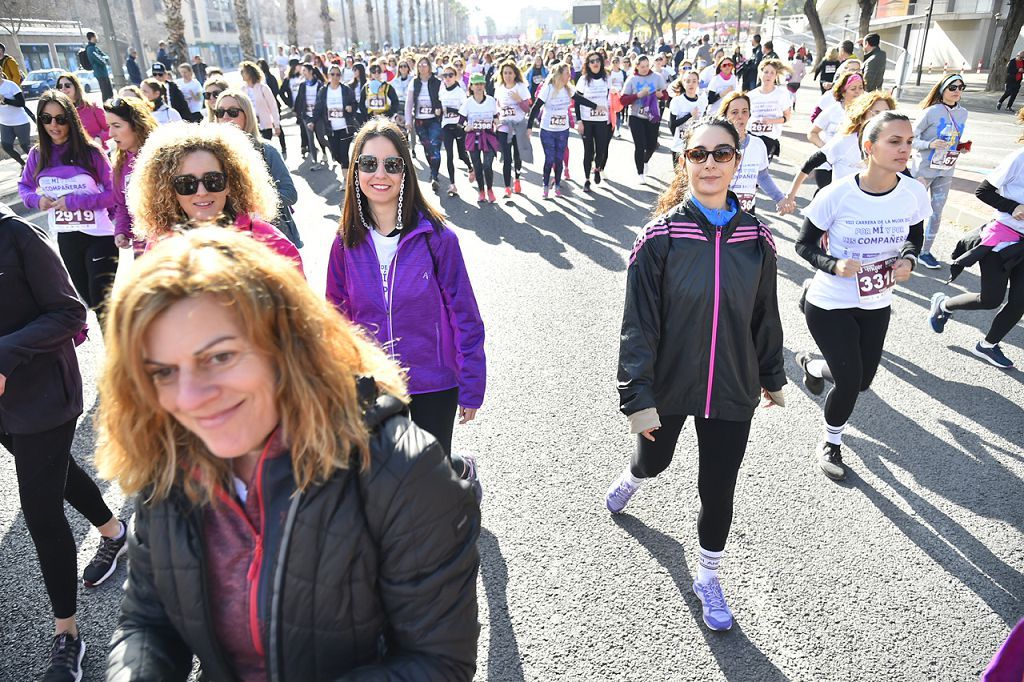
[943,61,949,74]
[977,58,984,73]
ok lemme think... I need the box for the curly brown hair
[127,121,278,239]
[103,95,159,178]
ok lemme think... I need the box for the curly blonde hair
[127,121,277,240]
[839,90,896,136]
[95,227,408,505]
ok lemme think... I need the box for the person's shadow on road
[611,515,790,682]
[478,527,525,682]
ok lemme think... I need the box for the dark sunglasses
[588,58,601,64]
[946,83,966,91]
[213,107,243,119]
[720,62,735,68]
[443,72,456,78]
[357,154,405,175]
[203,90,225,100]
[172,171,228,195]
[57,82,75,89]
[39,113,70,125]
[684,146,738,164]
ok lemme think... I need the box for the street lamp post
[915,0,936,86]
[770,2,779,42]
[737,0,742,42]
[713,11,719,45]
[843,13,850,39]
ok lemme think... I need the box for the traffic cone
[977,58,983,73]
[943,61,949,74]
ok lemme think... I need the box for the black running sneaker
[82,521,127,587]
[42,631,85,682]
[817,442,846,481]
[796,351,825,396]
[593,169,602,184]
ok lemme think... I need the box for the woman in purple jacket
[327,118,486,500]
[18,90,117,330]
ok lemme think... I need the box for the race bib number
[857,258,897,303]
[367,96,385,111]
[589,106,607,118]
[737,193,756,212]
[549,114,567,128]
[533,76,543,85]
[749,120,772,134]
[328,107,344,119]
[500,105,517,119]
[418,104,434,117]
[471,118,491,131]
[930,148,959,170]
[442,112,460,126]
[52,209,96,231]
[638,105,650,118]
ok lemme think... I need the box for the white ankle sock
[806,359,827,378]
[697,546,723,585]
[111,520,126,541]
[980,340,995,349]
[940,299,951,313]
[623,469,645,487]
[824,421,846,446]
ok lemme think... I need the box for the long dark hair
[55,71,86,107]
[34,90,100,183]
[652,116,740,217]
[340,118,445,248]
[582,51,607,82]
[919,73,964,109]
[349,63,367,91]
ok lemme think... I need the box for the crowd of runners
[0,31,1022,681]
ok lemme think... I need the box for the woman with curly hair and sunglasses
[55,71,109,144]
[127,121,302,272]
[17,90,118,328]
[605,115,785,633]
[326,118,486,501]
[104,96,159,253]
[98,227,480,681]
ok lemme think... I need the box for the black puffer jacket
[106,390,480,681]
[618,195,786,422]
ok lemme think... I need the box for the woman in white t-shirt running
[793,112,931,481]
[716,92,786,215]
[575,51,613,192]
[928,108,1024,369]
[0,69,31,167]
[745,59,792,159]
[667,71,711,165]
[805,72,866,190]
[706,55,739,99]
[527,63,597,199]
[460,73,499,202]
[493,60,532,197]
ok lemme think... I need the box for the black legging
[944,252,1024,344]
[805,303,891,429]
[998,80,1021,110]
[581,120,612,180]
[303,119,330,164]
[260,127,287,156]
[328,129,352,170]
[629,415,751,552]
[813,168,833,192]
[469,149,495,191]
[0,419,115,619]
[442,126,472,183]
[629,116,659,174]
[56,231,118,332]
[408,387,467,477]
[497,130,522,187]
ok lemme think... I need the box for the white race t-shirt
[576,76,610,122]
[747,86,791,139]
[608,70,625,92]
[803,174,932,310]
[38,173,115,237]
[987,146,1024,234]
[275,55,290,73]
[459,94,498,132]
[538,83,572,131]
[439,84,465,127]
[304,82,319,113]
[822,133,864,182]
[707,73,738,98]
[177,77,203,114]
[325,84,347,130]
[730,134,770,213]
[369,228,401,301]
[410,80,435,120]
[668,93,708,151]
[494,82,531,130]
[0,79,30,126]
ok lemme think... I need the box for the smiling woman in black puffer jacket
[96,227,480,682]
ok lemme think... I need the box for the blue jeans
[918,174,953,253]
[540,128,569,187]
[415,118,443,181]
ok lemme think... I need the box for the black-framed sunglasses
[172,171,228,196]
[357,154,405,175]
[946,83,966,92]
[213,107,243,119]
[443,72,456,78]
[203,90,225,100]
[588,58,601,64]
[57,81,75,90]
[684,146,738,164]
[39,113,70,125]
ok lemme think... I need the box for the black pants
[469,148,495,190]
[57,231,118,331]
[0,121,31,166]
[328,129,352,169]
[260,126,288,156]
[97,75,113,102]
[805,303,891,429]
[944,252,1024,344]
[813,168,833,193]
[408,388,467,477]
[998,80,1021,109]
[442,126,471,183]
[303,120,330,164]
[629,116,660,174]
[629,416,751,552]
[754,134,780,159]
[581,120,612,180]
[497,130,522,187]
[0,419,114,619]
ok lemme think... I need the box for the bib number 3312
[857,257,897,302]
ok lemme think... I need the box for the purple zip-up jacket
[327,214,486,409]
[112,150,136,241]
[18,143,114,213]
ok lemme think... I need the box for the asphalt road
[1,99,1021,681]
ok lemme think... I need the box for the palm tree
[232,0,257,60]
[383,0,392,49]
[396,0,404,48]
[286,0,298,49]
[364,0,378,50]
[163,0,188,65]
[413,0,422,45]
[320,0,333,50]
[347,0,358,49]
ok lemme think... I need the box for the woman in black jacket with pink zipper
[0,204,126,681]
[604,117,785,634]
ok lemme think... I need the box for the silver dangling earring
[355,181,373,231]
[395,173,405,233]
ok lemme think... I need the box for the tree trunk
[164,0,188,64]
[857,0,876,39]
[383,0,392,48]
[804,0,827,72]
[396,0,404,48]
[318,0,332,50]
[232,0,257,60]
[988,1,1024,91]
[414,0,422,44]
[346,0,358,48]
[365,0,378,50]
[286,0,298,48]
[409,0,416,45]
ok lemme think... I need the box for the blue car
[21,68,63,97]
